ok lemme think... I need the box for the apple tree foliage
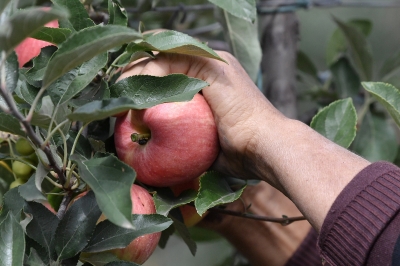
[0,0,255,265]
[299,17,400,163]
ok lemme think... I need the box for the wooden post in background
[259,1,299,119]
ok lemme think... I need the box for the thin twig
[208,207,306,225]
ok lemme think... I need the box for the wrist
[251,118,370,230]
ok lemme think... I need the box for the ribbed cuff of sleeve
[285,228,322,266]
[318,161,400,266]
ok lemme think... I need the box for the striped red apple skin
[114,93,219,187]
[109,184,161,264]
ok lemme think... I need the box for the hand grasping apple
[116,51,285,184]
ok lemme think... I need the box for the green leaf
[31,27,72,45]
[332,17,373,81]
[48,52,108,105]
[380,50,400,81]
[0,7,69,55]
[217,8,261,81]
[326,19,372,66]
[52,0,95,31]
[71,154,136,229]
[297,50,318,78]
[330,57,361,98]
[26,248,46,266]
[55,191,102,260]
[195,171,246,216]
[0,0,11,14]
[34,160,50,193]
[2,188,26,222]
[1,51,18,112]
[362,82,400,128]
[80,252,125,266]
[0,163,14,206]
[138,30,225,62]
[158,224,175,249]
[70,79,110,108]
[24,201,60,259]
[108,0,128,26]
[25,236,50,265]
[25,46,58,81]
[67,131,92,160]
[69,74,209,122]
[0,212,25,266]
[352,112,398,162]
[170,216,196,256]
[80,253,118,266]
[187,226,222,242]
[14,80,41,106]
[0,112,25,136]
[110,74,208,102]
[153,188,197,216]
[112,44,154,68]
[5,51,18,93]
[208,0,256,23]
[83,214,172,252]
[18,174,46,202]
[30,96,56,128]
[43,25,142,87]
[310,98,357,148]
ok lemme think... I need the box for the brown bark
[259,9,299,119]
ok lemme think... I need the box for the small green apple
[12,160,33,181]
[15,138,35,156]
[9,178,26,189]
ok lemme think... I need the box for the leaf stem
[47,104,60,137]
[42,119,69,148]
[357,92,374,126]
[67,122,90,169]
[45,176,63,189]
[26,84,49,122]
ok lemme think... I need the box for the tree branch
[57,191,74,220]
[0,55,66,186]
[208,207,306,225]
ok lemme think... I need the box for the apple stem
[131,133,151,145]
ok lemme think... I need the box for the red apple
[114,93,219,187]
[170,176,207,227]
[14,8,58,67]
[107,184,161,264]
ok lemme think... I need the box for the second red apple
[14,7,58,67]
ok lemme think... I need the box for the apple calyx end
[131,133,151,145]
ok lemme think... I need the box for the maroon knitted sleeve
[317,161,400,265]
[284,228,322,266]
